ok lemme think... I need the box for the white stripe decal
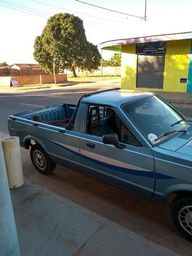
[50,140,149,172]
[62,144,80,153]
[80,149,149,172]
[50,141,80,153]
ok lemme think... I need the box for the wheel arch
[23,135,45,150]
[30,143,56,174]
[164,184,192,203]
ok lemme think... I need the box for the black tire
[171,196,192,242]
[30,144,56,174]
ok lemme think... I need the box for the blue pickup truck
[8,89,192,241]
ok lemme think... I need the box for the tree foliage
[101,53,121,67]
[34,13,101,77]
[110,53,121,66]
[0,62,8,67]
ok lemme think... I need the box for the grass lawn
[68,75,120,83]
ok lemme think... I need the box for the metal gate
[136,55,165,89]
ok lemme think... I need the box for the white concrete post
[0,141,20,256]
[2,137,24,189]
[39,74,42,85]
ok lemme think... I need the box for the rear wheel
[171,196,192,242]
[30,144,56,174]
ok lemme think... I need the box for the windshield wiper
[171,119,185,127]
[154,129,187,142]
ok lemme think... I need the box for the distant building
[0,66,9,76]
[0,63,47,77]
[9,64,47,76]
[0,63,67,87]
[101,31,192,93]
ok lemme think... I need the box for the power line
[0,0,132,26]
[0,0,142,31]
[0,0,50,17]
[74,0,145,20]
[32,0,77,15]
[32,0,129,25]
[0,1,120,31]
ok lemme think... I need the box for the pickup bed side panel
[8,118,81,167]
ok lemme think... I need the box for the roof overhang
[100,31,192,51]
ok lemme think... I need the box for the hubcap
[179,205,192,235]
[33,150,47,171]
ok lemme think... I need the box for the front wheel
[30,144,56,174]
[171,196,192,242]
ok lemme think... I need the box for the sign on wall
[136,42,166,55]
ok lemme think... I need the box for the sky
[0,0,192,64]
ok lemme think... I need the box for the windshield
[122,95,188,144]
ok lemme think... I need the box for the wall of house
[0,76,11,87]
[10,69,47,76]
[121,45,137,90]
[78,66,121,76]
[163,40,191,92]
[0,74,67,87]
[14,74,67,86]
[121,39,192,93]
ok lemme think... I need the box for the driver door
[79,104,155,198]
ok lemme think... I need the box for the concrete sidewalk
[155,91,192,104]
[11,180,180,256]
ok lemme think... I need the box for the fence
[0,74,67,87]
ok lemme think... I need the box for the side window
[87,105,114,137]
[87,105,141,147]
[116,117,141,147]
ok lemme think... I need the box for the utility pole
[53,59,57,85]
[0,141,20,256]
[144,0,147,21]
[100,49,103,76]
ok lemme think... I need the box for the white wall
[0,76,11,86]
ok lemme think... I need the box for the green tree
[100,58,109,67]
[101,53,121,67]
[34,37,53,74]
[83,42,101,71]
[0,62,8,67]
[110,53,121,66]
[34,13,101,77]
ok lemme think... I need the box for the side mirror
[103,134,124,148]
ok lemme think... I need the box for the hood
[176,139,192,156]
[158,124,192,154]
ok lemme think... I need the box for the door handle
[86,143,95,149]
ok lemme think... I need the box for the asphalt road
[1,81,192,255]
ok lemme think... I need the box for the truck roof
[81,89,153,107]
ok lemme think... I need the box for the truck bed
[10,103,76,128]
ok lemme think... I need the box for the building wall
[121,39,192,93]
[121,45,137,90]
[14,74,67,86]
[0,76,11,87]
[0,74,67,87]
[163,40,191,92]
[77,66,121,76]
[10,68,47,76]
